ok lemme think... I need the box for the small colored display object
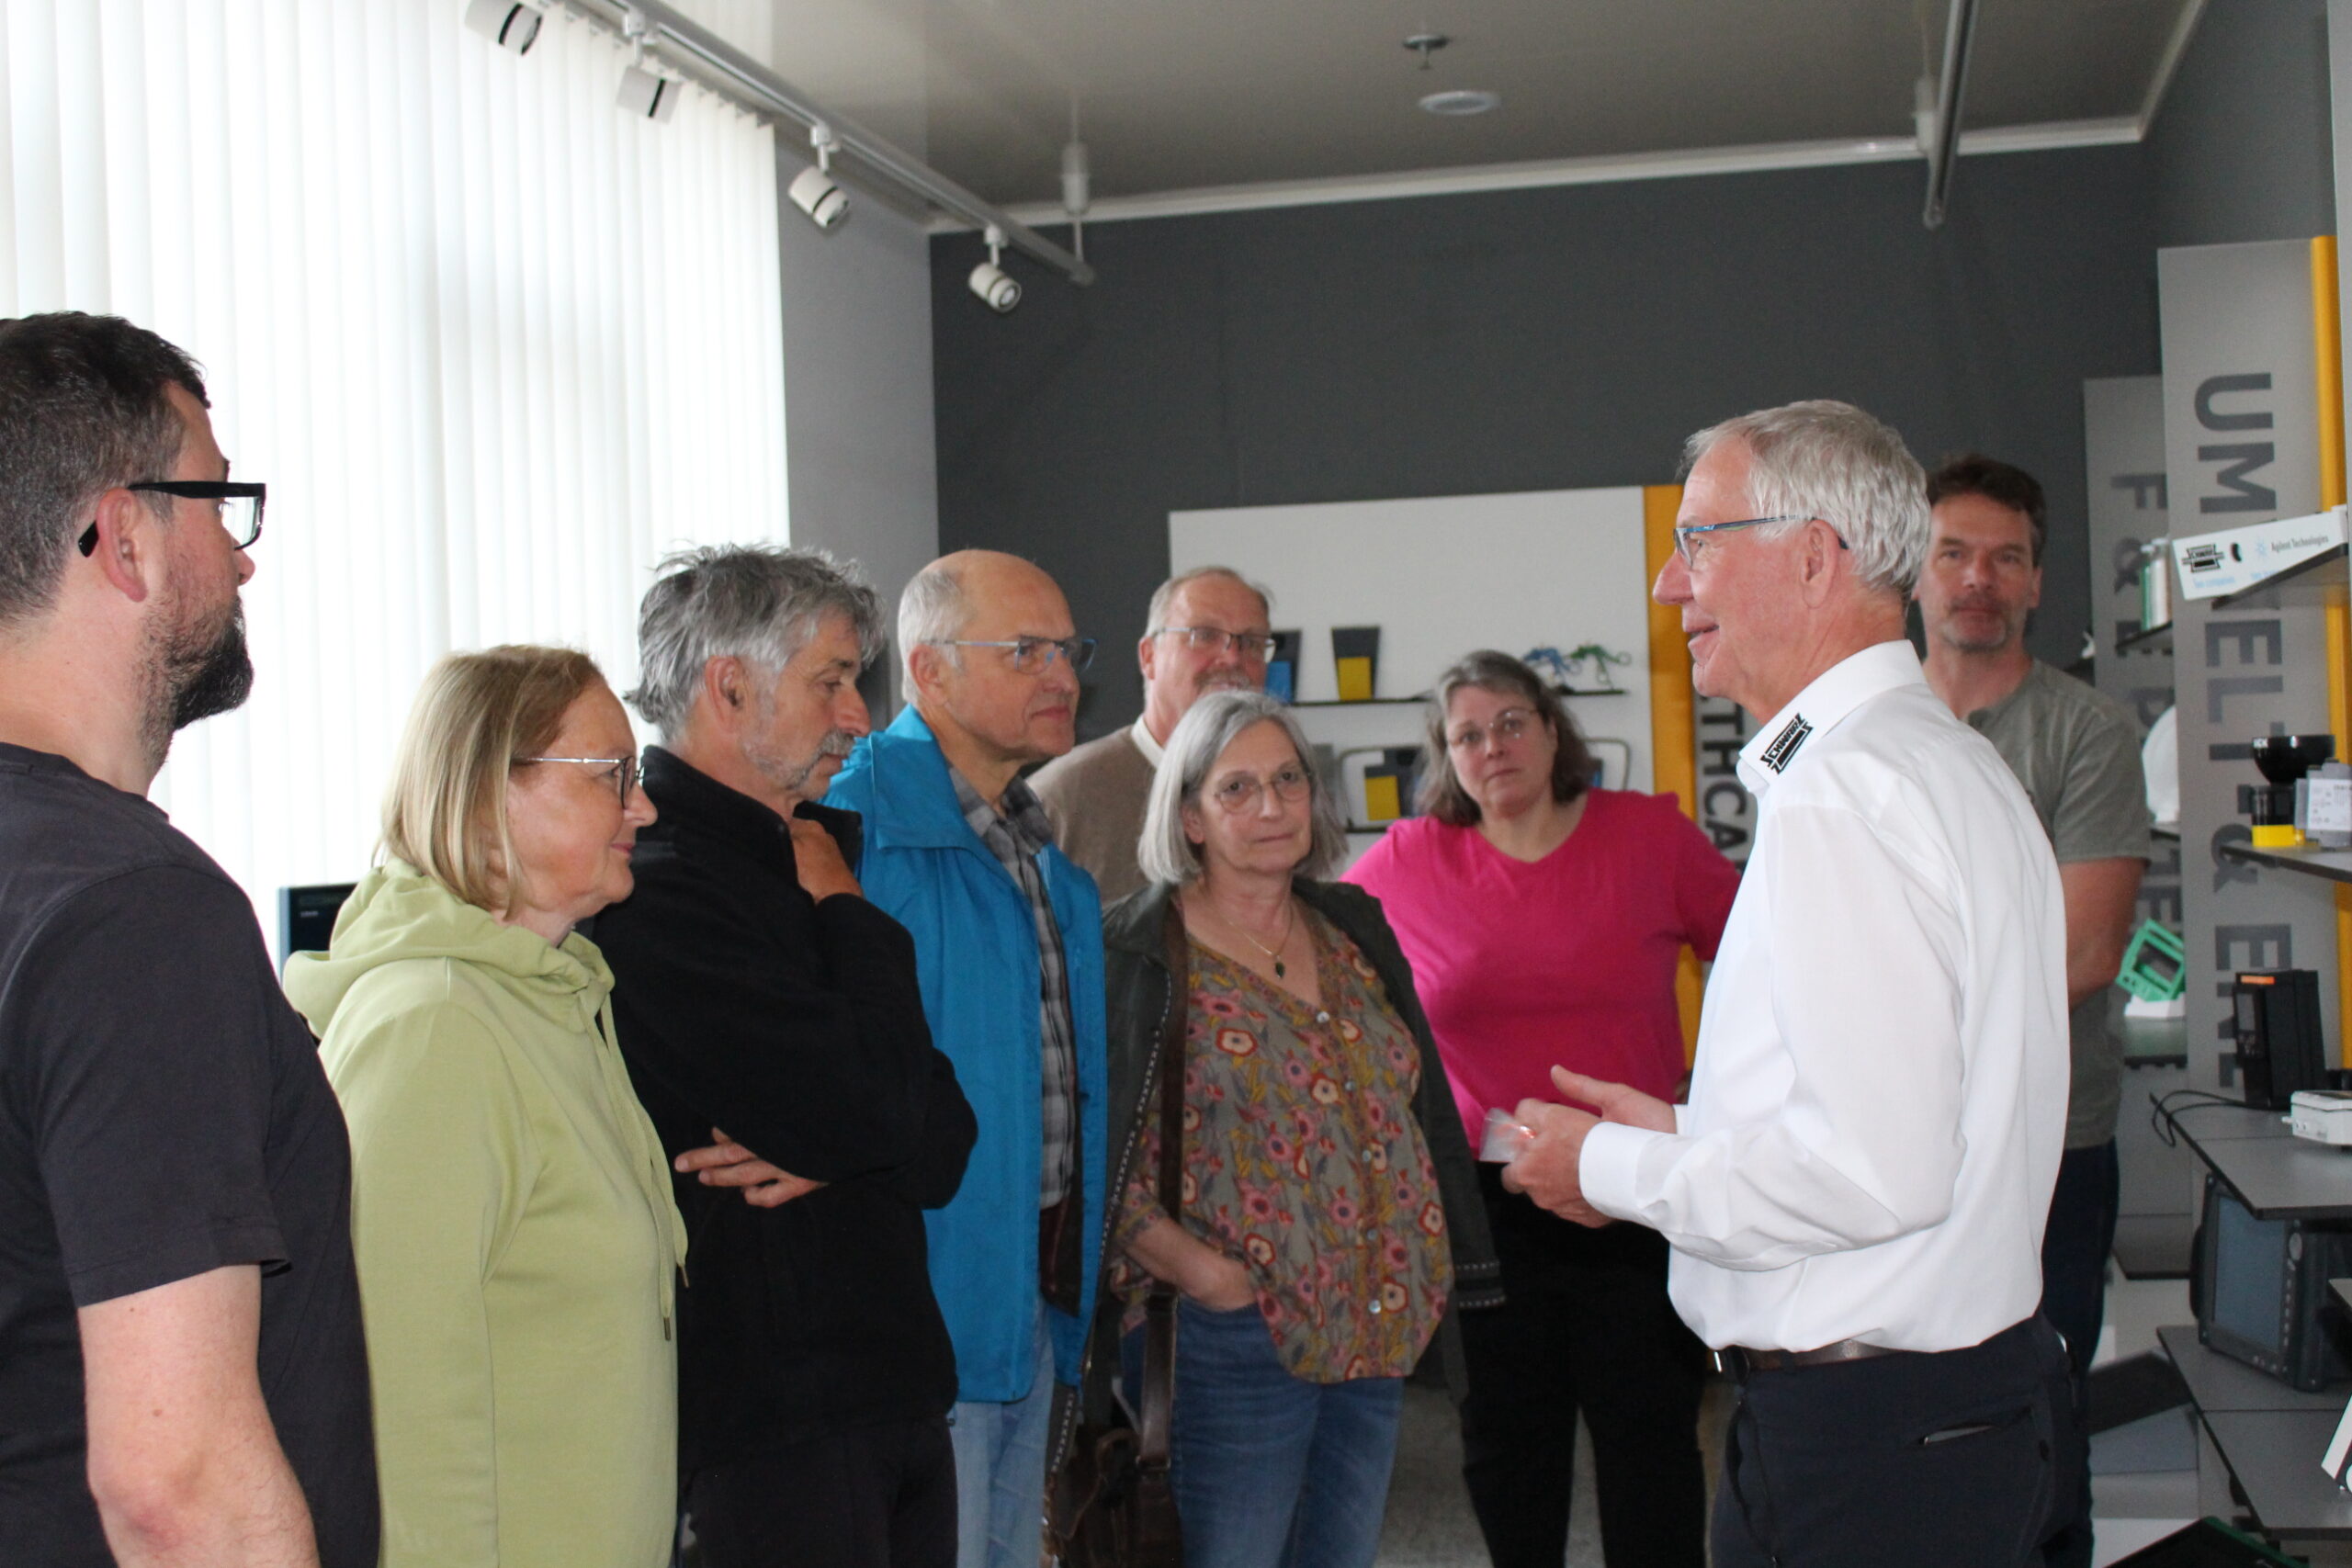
[2116,920,2188,1004]
[1331,626,1380,701]
[1525,642,1634,693]
[1339,745,1420,828]
[1266,629,1302,703]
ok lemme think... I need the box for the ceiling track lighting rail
[1919,0,1980,230]
[522,0,1093,288]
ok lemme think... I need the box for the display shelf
[2153,821,2181,840]
[2216,840,2352,886]
[2211,543,2348,610]
[2117,620,2175,654]
[2121,1014,2188,1066]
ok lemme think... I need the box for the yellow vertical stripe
[1644,485,1706,1060]
[1645,486,1695,813]
[2311,236,2352,1066]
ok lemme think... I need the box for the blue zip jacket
[825,705,1109,1401]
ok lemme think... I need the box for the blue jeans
[949,1298,1054,1568]
[1123,1299,1405,1568]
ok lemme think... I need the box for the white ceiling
[695,0,2200,212]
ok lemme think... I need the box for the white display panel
[1169,486,1655,796]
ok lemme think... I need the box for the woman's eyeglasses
[515,754,641,803]
[1208,764,1313,814]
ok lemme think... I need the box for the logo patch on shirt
[1760,714,1813,773]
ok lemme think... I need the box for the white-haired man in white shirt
[1502,400,2075,1568]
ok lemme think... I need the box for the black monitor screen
[2209,1188,2287,1361]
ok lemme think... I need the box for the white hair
[1137,691,1346,887]
[897,558,971,686]
[1681,399,1929,597]
[1144,566,1272,636]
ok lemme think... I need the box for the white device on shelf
[2171,506,2347,601]
[2327,1394,2352,1488]
[2289,1089,2352,1146]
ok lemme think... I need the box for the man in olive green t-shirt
[1919,454,2149,1568]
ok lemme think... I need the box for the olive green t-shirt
[1965,660,2152,1147]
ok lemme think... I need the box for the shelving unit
[2216,840,2352,886]
[2211,543,2348,610]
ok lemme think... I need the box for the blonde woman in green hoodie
[286,646,687,1568]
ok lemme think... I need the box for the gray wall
[2146,0,2335,249]
[933,148,2161,738]
[779,166,940,708]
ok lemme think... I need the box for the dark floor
[1375,1378,1732,1568]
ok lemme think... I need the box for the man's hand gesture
[1500,1066,1675,1226]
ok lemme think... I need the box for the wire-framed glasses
[1672,513,1849,568]
[1445,708,1537,752]
[930,636,1098,674]
[79,480,268,557]
[1158,626,1277,661]
[1208,762,1314,814]
[515,753,641,803]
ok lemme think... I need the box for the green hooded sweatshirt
[285,863,686,1568]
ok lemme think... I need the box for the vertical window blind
[1,0,787,925]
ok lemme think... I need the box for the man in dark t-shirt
[0,313,377,1566]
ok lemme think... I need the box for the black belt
[1713,1339,1903,1376]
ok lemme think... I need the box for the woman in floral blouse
[1097,691,1498,1568]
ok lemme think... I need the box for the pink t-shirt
[1344,789,1741,1146]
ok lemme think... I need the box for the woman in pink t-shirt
[1346,650,1738,1568]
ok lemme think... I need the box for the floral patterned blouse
[1111,906,1453,1383]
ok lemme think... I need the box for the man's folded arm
[601,865,940,1180]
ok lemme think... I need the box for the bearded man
[594,544,977,1568]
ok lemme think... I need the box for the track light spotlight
[615,6,679,122]
[968,225,1021,314]
[617,62,682,121]
[462,0,544,54]
[789,127,849,231]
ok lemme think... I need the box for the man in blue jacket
[827,548,1109,1568]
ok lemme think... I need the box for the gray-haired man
[1030,565,1272,904]
[594,545,976,1568]
[1502,401,2075,1566]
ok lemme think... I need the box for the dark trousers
[2037,1141,2120,1568]
[684,1416,958,1568]
[1458,1166,1708,1568]
[1712,1316,2075,1568]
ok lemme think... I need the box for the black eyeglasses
[79,480,267,557]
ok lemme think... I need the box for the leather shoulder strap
[1136,900,1192,1469]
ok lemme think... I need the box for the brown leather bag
[1046,912,1188,1568]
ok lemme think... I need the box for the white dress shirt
[1579,640,2067,1354]
[1130,714,1166,768]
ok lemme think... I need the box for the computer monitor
[277,883,356,968]
[2194,1174,2352,1392]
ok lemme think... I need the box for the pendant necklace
[1222,896,1297,979]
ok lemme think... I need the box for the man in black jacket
[595,544,977,1568]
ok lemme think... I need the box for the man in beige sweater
[1030,566,1272,904]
